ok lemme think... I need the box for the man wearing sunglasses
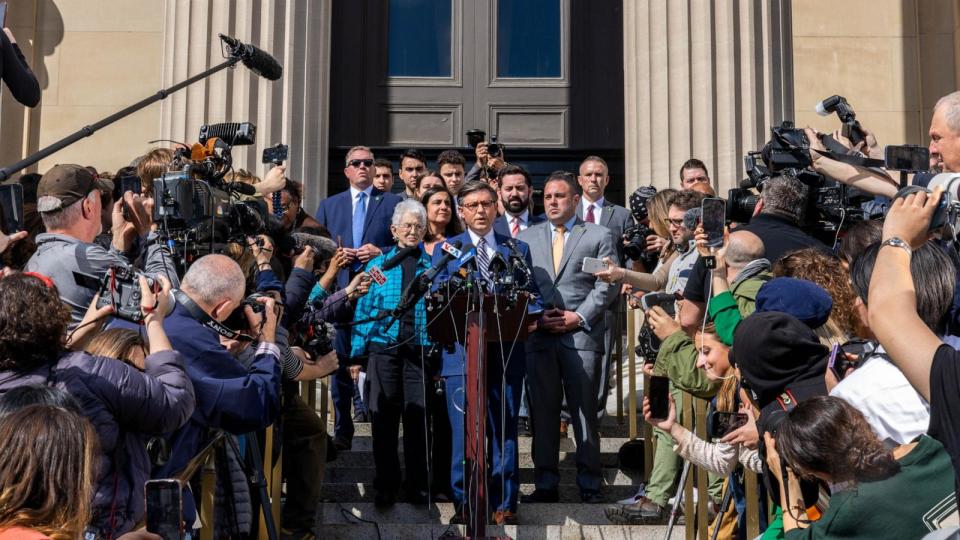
[315,145,402,450]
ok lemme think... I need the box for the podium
[428,289,535,539]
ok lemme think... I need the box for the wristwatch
[880,237,912,257]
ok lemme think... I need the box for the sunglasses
[349,159,374,168]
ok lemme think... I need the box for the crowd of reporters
[9,83,960,540]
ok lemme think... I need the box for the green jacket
[652,272,771,398]
[784,436,957,540]
[708,271,772,346]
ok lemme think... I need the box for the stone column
[160,0,333,210]
[622,0,793,195]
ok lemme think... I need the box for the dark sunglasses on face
[349,159,374,168]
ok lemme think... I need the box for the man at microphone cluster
[433,180,543,525]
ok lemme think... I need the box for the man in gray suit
[577,156,634,419]
[519,173,619,503]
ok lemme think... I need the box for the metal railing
[619,309,762,539]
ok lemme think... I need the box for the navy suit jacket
[493,212,546,238]
[432,231,543,376]
[315,187,402,288]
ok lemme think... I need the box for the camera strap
[173,289,248,341]
[812,147,886,169]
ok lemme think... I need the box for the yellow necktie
[553,224,566,274]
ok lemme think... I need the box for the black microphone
[219,34,283,81]
[225,181,257,196]
[392,240,464,317]
[504,238,532,275]
[381,245,421,271]
[488,252,508,276]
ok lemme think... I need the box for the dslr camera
[222,293,273,338]
[622,186,660,269]
[96,265,159,324]
[634,291,677,363]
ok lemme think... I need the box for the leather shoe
[520,488,559,503]
[333,436,352,452]
[374,490,396,508]
[449,507,467,525]
[580,489,603,504]
[492,509,517,525]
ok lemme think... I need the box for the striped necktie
[477,237,491,287]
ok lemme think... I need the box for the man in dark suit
[519,173,619,504]
[493,165,546,239]
[315,145,402,449]
[433,180,541,526]
[576,157,635,419]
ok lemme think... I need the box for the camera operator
[0,272,194,538]
[829,240,955,447]
[25,164,179,328]
[680,175,827,329]
[466,141,507,184]
[595,190,704,301]
[866,186,960,498]
[765,396,957,538]
[155,254,282,526]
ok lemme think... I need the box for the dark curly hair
[776,396,900,484]
[0,274,69,372]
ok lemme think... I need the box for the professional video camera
[727,118,875,240]
[622,186,660,269]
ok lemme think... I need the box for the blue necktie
[352,192,366,249]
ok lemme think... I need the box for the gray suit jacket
[519,219,620,353]
[578,199,634,262]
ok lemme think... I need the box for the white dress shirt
[581,197,605,224]
[349,185,374,214]
[467,228,498,260]
[504,209,531,235]
[830,345,930,446]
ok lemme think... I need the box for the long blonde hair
[0,405,98,540]
[647,189,678,259]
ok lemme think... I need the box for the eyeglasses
[349,159,374,168]
[395,223,425,232]
[461,200,496,211]
[667,218,685,227]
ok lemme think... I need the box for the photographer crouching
[25,164,178,328]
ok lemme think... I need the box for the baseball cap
[755,277,833,329]
[37,164,113,213]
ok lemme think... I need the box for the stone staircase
[315,404,682,539]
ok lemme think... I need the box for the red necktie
[586,204,595,224]
[511,217,520,238]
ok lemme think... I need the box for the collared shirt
[349,185,374,214]
[581,197,605,224]
[467,228,498,260]
[830,344,931,447]
[550,214,578,245]
[504,209,531,233]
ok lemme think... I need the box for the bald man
[156,254,283,522]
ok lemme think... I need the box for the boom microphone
[219,34,283,81]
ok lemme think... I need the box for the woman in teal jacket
[350,199,436,507]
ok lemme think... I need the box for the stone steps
[337,418,637,439]
[341,433,634,454]
[333,446,622,469]
[314,522,679,540]
[324,465,644,486]
[320,481,640,504]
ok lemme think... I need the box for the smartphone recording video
[701,197,725,248]
[647,375,670,419]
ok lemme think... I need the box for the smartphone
[118,176,141,221]
[710,411,748,438]
[145,479,183,540]
[582,256,608,274]
[0,184,23,234]
[262,143,288,164]
[0,2,7,28]
[647,375,671,419]
[885,145,929,172]
[701,198,725,248]
[466,129,486,149]
[640,291,676,317]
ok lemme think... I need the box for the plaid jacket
[350,246,434,356]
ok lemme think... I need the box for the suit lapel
[556,221,586,280]
[599,202,614,228]
[362,191,385,243]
